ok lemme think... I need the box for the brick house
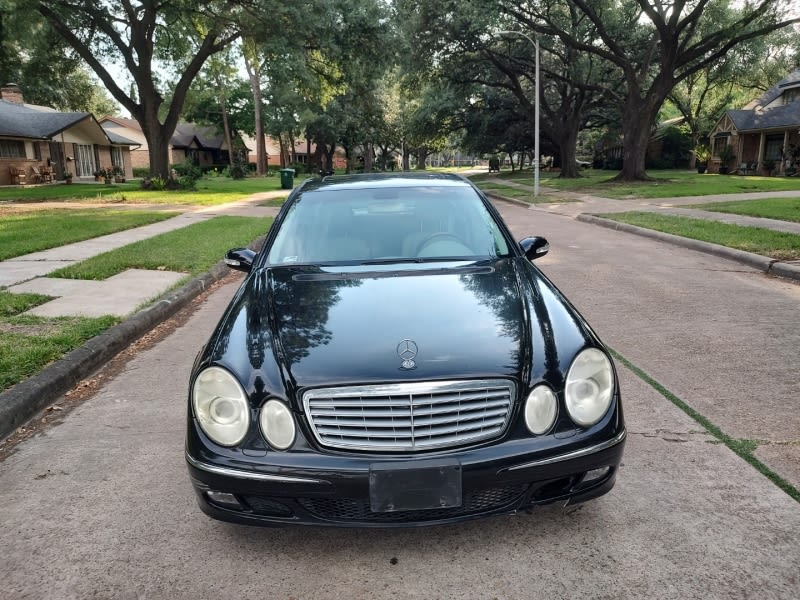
[709,68,800,175]
[0,84,136,185]
[101,117,248,171]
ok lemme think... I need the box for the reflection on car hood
[207,258,594,405]
[269,260,525,387]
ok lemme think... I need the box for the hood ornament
[397,339,418,370]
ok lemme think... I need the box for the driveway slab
[10,269,187,317]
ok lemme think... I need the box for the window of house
[33,143,41,160]
[111,146,123,168]
[764,135,784,160]
[783,88,800,105]
[0,140,25,158]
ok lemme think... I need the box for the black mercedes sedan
[185,172,625,527]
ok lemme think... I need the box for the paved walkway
[488,177,800,235]
[1,191,282,317]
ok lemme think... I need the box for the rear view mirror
[519,237,550,261]
[225,248,256,272]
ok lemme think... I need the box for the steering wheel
[416,232,467,255]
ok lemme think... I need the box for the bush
[229,161,248,180]
[142,176,167,191]
[132,167,150,178]
[172,160,202,182]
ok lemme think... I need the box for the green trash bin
[279,168,295,190]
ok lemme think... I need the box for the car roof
[297,172,473,193]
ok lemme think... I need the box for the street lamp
[497,30,540,197]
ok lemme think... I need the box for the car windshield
[267,185,511,265]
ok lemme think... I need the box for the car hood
[207,258,593,407]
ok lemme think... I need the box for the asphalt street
[0,202,798,599]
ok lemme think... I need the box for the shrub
[229,161,248,180]
[172,160,202,183]
[132,167,150,178]
[149,176,166,191]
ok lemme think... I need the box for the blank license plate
[369,460,462,512]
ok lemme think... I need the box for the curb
[0,253,242,442]
[577,214,800,283]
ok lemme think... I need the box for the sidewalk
[485,178,800,281]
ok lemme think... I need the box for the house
[709,68,800,174]
[101,117,248,170]
[0,84,136,185]
[241,134,347,171]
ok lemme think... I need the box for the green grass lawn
[0,291,118,391]
[259,196,288,207]
[600,211,800,260]
[52,215,274,280]
[0,175,289,205]
[0,209,178,260]
[688,197,800,223]
[476,181,577,204]
[470,169,800,199]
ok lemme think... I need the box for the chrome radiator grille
[302,380,515,452]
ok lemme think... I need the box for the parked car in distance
[576,159,592,169]
[186,172,625,527]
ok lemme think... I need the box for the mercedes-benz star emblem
[397,339,418,370]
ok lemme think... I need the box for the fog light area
[206,491,243,509]
[583,466,611,483]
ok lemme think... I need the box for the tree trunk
[145,129,171,179]
[558,125,579,178]
[246,69,266,174]
[277,133,287,168]
[364,142,373,172]
[688,133,700,170]
[402,141,410,171]
[616,93,664,181]
[219,88,234,168]
[343,145,352,174]
[415,148,429,169]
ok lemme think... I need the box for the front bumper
[186,429,626,527]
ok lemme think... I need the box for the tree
[501,0,800,181]
[395,0,617,178]
[36,1,244,177]
[0,1,118,114]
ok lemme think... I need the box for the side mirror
[225,248,257,272]
[519,236,550,261]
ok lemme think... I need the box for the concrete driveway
[0,202,798,599]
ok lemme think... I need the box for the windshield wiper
[357,257,427,265]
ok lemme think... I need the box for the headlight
[192,366,250,446]
[259,399,296,450]
[565,348,614,427]
[524,385,557,434]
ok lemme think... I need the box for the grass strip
[52,215,273,280]
[0,209,178,260]
[610,348,799,503]
[0,175,288,205]
[0,291,118,391]
[599,211,800,260]
[688,197,800,223]
[470,169,800,199]
[259,196,288,207]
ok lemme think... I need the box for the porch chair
[40,165,53,183]
[30,166,43,183]
[9,166,26,185]
[738,162,752,175]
